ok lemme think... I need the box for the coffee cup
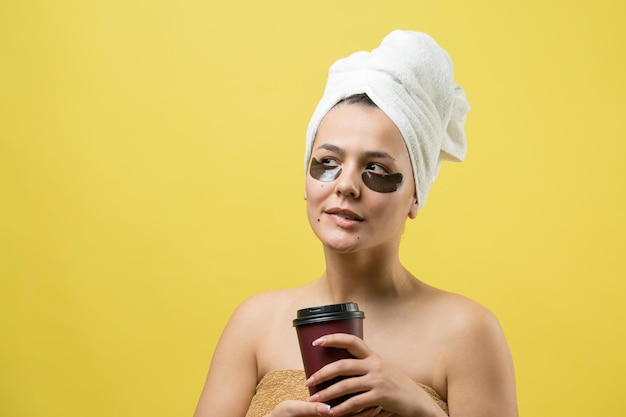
[293,302,365,407]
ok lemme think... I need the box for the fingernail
[317,404,331,416]
[305,376,314,387]
[309,393,319,402]
[312,337,324,346]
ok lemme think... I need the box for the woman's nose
[334,164,361,199]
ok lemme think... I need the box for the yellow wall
[1,1,625,416]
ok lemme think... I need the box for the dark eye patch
[310,158,403,193]
[309,158,342,182]
[362,171,403,193]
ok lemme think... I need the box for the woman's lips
[325,208,363,227]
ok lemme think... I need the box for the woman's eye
[310,157,342,182]
[321,157,339,166]
[366,163,388,174]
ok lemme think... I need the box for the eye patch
[309,158,404,193]
[361,171,403,193]
[309,158,342,182]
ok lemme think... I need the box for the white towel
[305,30,469,208]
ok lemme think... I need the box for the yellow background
[1,1,625,416]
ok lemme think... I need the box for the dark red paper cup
[293,302,365,407]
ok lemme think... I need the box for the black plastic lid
[292,302,365,327]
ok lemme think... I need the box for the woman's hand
[304,334,446,417]
[266,400,332,417]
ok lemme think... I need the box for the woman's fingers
[267,400,332,417]
[317,387,382,417]
[304,334,413,416]
[351,405,388,417]
[305,334,383,415]
[312,333,371,359]
[306,333,374,389]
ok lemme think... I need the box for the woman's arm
[193,298,261,417]
[444,303,518,417]
[194,293,331,417]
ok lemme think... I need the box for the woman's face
[305,103,418,254]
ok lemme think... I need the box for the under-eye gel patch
[362,171,403,193]
[309,158,403,193]
[309,158,342,182]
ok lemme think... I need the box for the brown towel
[245,370,448,417]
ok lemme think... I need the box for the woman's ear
[408,199,418,219]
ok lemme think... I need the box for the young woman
[194,30,518,417]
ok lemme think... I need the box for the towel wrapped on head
[304,30,470,208]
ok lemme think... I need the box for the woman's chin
[321,237,363,254]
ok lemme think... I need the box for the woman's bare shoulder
[421,286,517,414]
[420,283,499,325]
[414,283,507,350]
[229,284,317,327]
[240,284,315,307]
[424,285,512,361]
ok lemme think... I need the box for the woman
[194,30,518,417]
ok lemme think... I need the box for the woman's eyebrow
[316,143,345,155]
[363,150,397,161]
[315,144,397,161]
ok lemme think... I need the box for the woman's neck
[319,246,415,305]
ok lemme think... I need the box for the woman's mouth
[325,208,364,225]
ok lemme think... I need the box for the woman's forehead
[314,104,409,159]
